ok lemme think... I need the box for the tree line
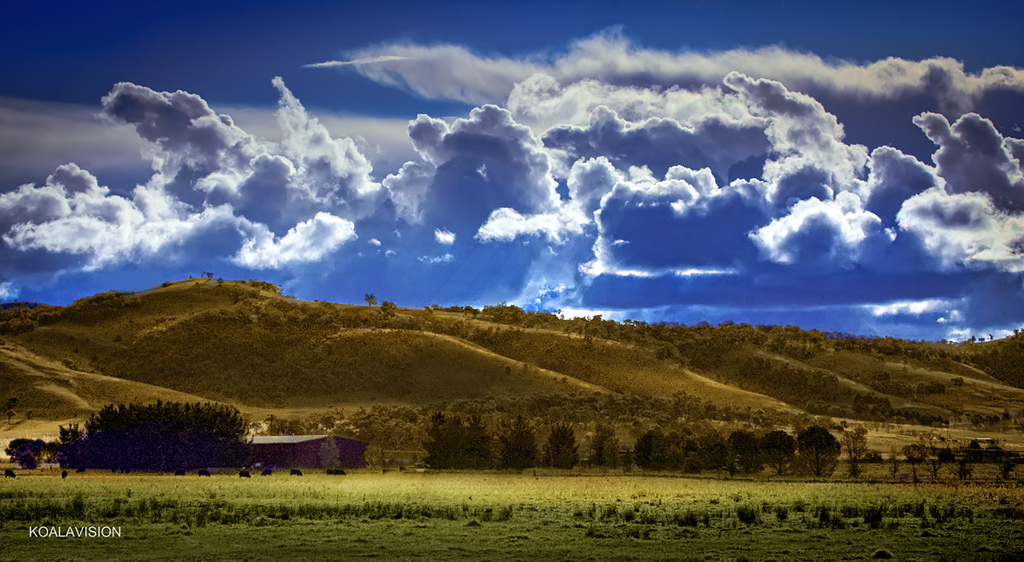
[421,412,850,476]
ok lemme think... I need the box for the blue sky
[2,0,1023,341]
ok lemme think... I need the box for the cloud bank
[3,37,1024,341]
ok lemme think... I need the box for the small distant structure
[249,435,367,469]
[381,449,427,468]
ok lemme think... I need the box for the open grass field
[2,469,1023,561]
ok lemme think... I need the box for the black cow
[239,470,251,478]
[198,469,211,477]
[326,469,346,475]
[61,470,68,479]
[174,470,186,476]
[75,468,86,473]
[4,469,14,478]
[261,469,273,476]
[290,469,302,476]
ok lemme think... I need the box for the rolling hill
[1,278,1022,447]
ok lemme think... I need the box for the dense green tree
[423,412,467,469]
[590,424,618,467]
[762,430,797,475]
[633,427,681,470]
[464,415,492,469]
[797,426,841,477]
[696,431,730,473]
[727,429,763,473]
[55,401,248,471]
[543,423,579,469]
[497,416,537,470]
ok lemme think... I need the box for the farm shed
[249,435,367,469]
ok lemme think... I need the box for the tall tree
[543,423,578,469]
[497,415,537,470]
[727,429,763,474]
[423,412,467,469]
[633,427,681,470]
[590,424,618,467]
[696,431,730,473]
[464,414,492,469]
[798,426,841,477]
[762,430,797,475]
[364,293,377,306]
[842,427,869,477]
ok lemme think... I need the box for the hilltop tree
[543,423,578,469]
[762,430,797,475]
[379,301,397,316]
[364,293,377,306]
[4,397,17,424]
[798,426,841,477]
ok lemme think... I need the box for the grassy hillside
[1,280,602,411]
[1,278,1022,436]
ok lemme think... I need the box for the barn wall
[248,437,368,469]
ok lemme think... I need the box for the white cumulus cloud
[233,212,357,269]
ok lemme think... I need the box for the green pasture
[1,469,1022,561]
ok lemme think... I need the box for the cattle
[75,468,86,473]
[239,470,251,478]
[4,469,14,478]
[290,469,302,476]
[261,469,273,476]
[326,469,346,475]
[174,470,186,476]
[61,470,68,479]
[198,469,211,477]
[399,466,406,472]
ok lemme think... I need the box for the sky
[2,0,1024,341]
